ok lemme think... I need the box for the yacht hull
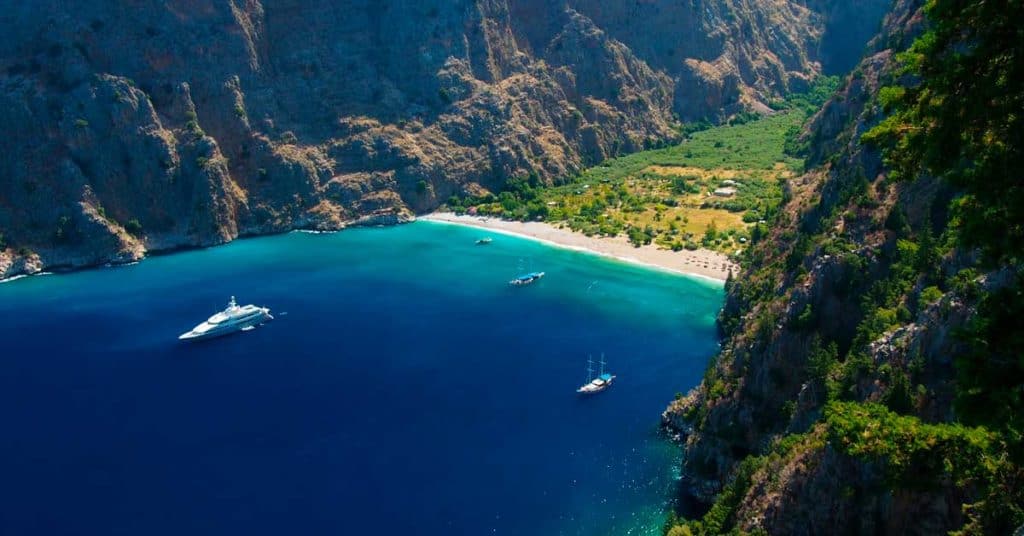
[576,375,615,394]
[178,312,273,341]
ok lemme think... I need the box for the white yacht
[178,296,273,341]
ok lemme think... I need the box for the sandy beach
[419,212,740,282]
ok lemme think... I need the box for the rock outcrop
[0,0,889,278]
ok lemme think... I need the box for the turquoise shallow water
[0,221,722,535]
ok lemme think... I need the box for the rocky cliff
[0,0,890,278]
[663,0,1024,533]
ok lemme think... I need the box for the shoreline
[418,212,739,283]
[0,213,740,285]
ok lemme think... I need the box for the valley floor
[420,212,739,282]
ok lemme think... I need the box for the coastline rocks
[0,249,43,280]
[350,208,415,228]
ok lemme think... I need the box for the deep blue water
[0,222,722,535]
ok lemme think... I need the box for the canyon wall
[661,1,1022,533]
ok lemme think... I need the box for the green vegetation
[862,0,1023,264]
[668,2,1024,533]
[451,78,839,255]
[863,0,1024,495]
[124,218,143,236]
[826,402,994,487]
[826,402,1022,534]
[918,285,942,308]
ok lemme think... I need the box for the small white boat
[509,271,545,286]
[179,296,273,341]
[577,354,615,394]
[476,237,493,245]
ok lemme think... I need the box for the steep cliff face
[560,0,891,120]
[0,0,887,278]
[663,0,1023,533]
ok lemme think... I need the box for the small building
[713,187,738,197]
[721,179,737,186]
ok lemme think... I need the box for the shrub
[124,218,143,236]
[919,286,942,308]
[885,371,914,414]
[791,303,815,330]
[807,338,838,387]
[826,401,994,487]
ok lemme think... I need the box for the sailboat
[577,354,615,394]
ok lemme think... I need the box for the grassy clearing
[449,78,838,256]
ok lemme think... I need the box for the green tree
[863,0,1024,262]
[807,336,837,389]
[124,219,143,236]
[703,221,717,244]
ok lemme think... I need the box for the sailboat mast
[599,353,606,376]
[586,355,594,382]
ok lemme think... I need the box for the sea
[0,221,723,535]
